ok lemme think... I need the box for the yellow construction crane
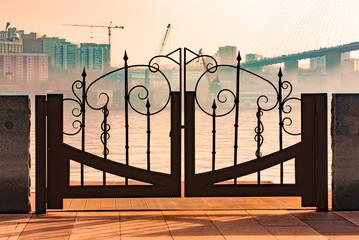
[198,48,212,84]
[62,21,124,46]
[155,24,171,56]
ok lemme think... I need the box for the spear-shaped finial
[236,51,242,63]
[278,67,283,78]
[81,67,87,78]
[212,99,217,110]
[146,99,151,109]
[123,51,128,61]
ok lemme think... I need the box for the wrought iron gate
[36,48,328,213]
[183,48,327,212]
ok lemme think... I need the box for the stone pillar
[0,96,31,213]
[332,94,359,210]
[326,52,341,86]
[284,60,299,85]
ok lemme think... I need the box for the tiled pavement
[2,194,359,239]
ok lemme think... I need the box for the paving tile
[172,198,195,210]
[187,197,211,210]
[120,211,172,239]
[231,197,256,209]
[101,198,116,210]
[116,198,132,210]
[63,199,72,211]
[335,211,359,227]
[0,214,32,239]
[84,198,101,211]
[18,212,76,240]
[215,198,243,209]
[163,211,224,240]
[201,197,226,209]
[159,198,180,210]
[273,197,303,209]
[242,197,275,209]
[290,210,343,221]
[265,226,327,239]
[247,210,307,227]
[68,199,86,211]
[205,210,276,240]
[70,212,120,239]
[145,198,164,210]
[2,190,353,239]
[260,197,289,209]
[130,198,148,210]
[300,218,359,237]
[293,211,359,239]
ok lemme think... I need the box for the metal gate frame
[36,49,182,213]
[36,48,328,213]
[183,48,327,211]
[184,92,327,210]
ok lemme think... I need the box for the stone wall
[0,96,31,213]
[332,94,359,210]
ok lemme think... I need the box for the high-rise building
[0,39,23,53]
[80,43,110,72]
[23,38,43,53]
[0,53,48,83]
[54,42,80,70]
[43,37,65,66]
[22,32,43,53]
[22,32,66,67]
[215,46,237,65]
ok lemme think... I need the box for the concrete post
[332,94,359,210]
[284,60,298,85]
[326,52,341,86]
[0,96,31,213]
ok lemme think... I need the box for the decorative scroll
[63,48,181,185]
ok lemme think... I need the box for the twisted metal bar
[255,108,264,184]
[100,105,110,185]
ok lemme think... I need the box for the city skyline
[2,0,282,66]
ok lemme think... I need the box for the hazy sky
[2,0,282,66]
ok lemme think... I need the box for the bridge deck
[243,41,359,67]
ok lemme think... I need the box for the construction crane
[155,24,171,57]
[62,21,124,46]
[198,49,221,96]
[198,48,212,84]
[145,24,172,88]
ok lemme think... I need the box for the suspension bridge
[243,0,359,85]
